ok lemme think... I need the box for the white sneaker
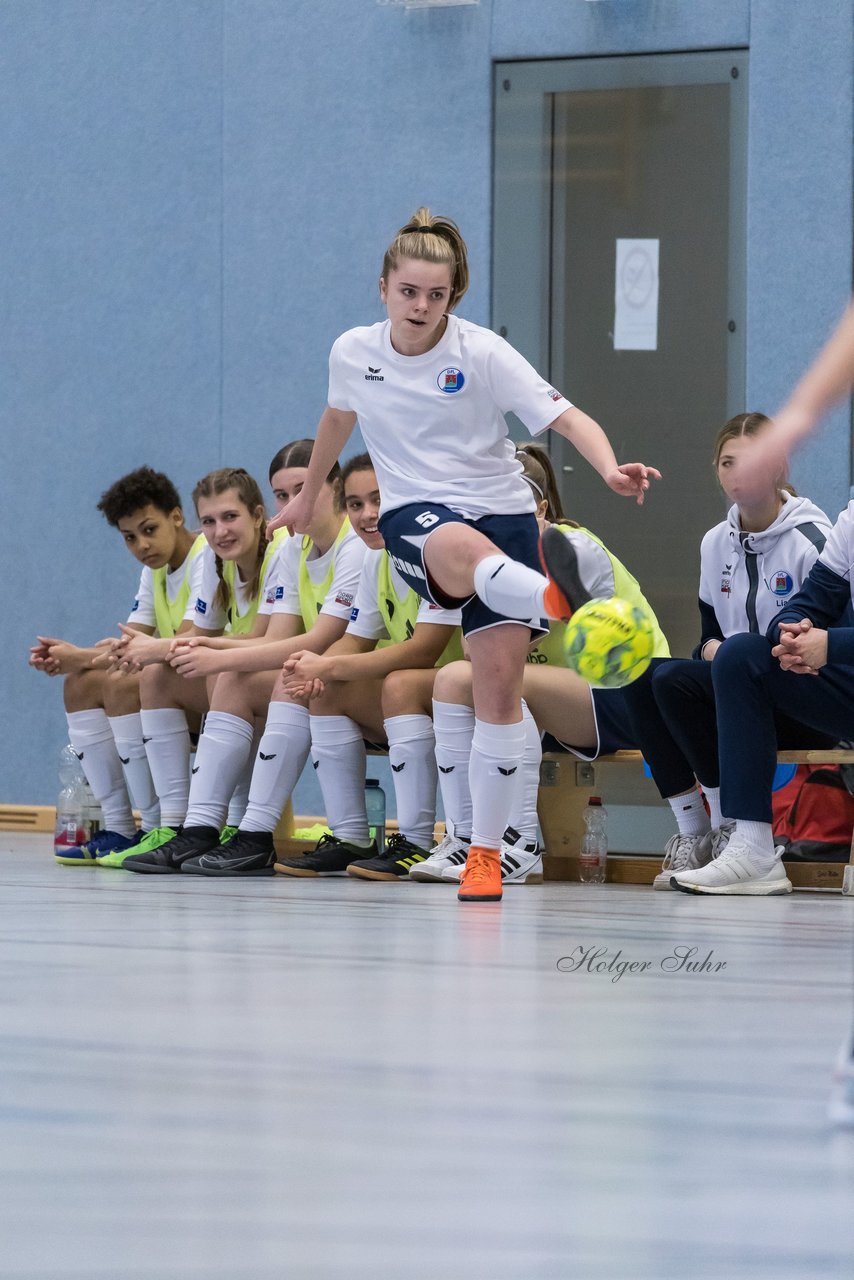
[828,1035,854,1128]
[408,832,469,882]
[653,831,712,891]
[706,819,736,861]
[441,827,544,885]
[671,838,792,895]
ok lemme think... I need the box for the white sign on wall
[614,238,659,351]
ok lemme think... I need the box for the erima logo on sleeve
[131,600,139,612]
[195,598,207,614]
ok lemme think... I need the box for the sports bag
[772,764,854,861]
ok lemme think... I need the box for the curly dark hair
[97,466,183,526]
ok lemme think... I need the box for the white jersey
[272,522,365,623]
[128,543,213,629]
[347,547,462,641]
[699,492,831,636]
[191,540,286,632]
[327,314,573,519]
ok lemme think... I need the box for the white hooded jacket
[698,492,832,642]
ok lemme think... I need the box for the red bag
[772,764,854,860]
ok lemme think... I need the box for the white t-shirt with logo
[128,543,214,629]
[347,548,462,641]
[272,522,365,623]
[327,314,573,520]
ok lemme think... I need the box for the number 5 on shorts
[415,511,439,529]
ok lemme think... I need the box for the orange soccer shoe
[458,845,503,903]
[539,525,591,621]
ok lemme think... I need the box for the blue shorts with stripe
[378,502,548,639]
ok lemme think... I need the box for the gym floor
[1,833,852,1279]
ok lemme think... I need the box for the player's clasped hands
[280,650,328,700]
[605,463,662,504]
[167,635,221,680]
[772,618,828,674]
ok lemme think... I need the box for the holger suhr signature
[556,944,727,983]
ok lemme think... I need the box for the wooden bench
[537,749,854,891]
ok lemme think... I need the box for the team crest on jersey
[437,367,465,393]
[769,569,794,596]
[719,563,732,596]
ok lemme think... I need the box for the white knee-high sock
[473,555,546,621]
[184,711,255,830]
[108,713,160,831]
[66,709,136,837]
[510,701,542,844]
[385,714,437,850]
[433,699,475,841]
[225,721,263,827]
[140,707,192,828]
[469,717,526,850]
[309,714,370,843]
[240,702,312,833]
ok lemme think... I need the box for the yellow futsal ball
[563,597,655,688]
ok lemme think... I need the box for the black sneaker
[181,829,276,877]
[122,826,220,874]
[347,832,431,881]
[274,832,378,877]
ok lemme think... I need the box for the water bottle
[365,778,386,852]
[579,796,608,884]
[54,745,87,855]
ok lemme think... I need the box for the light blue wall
[2,0,852,804]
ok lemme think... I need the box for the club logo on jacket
[769,569,794,596]
[437,367,465,393]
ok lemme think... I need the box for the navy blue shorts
[378,502,547,639]
[542,686,636,761]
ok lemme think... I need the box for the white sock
[735,819,776,860]
[701,785,726,830]
[509,701,542,845]
[225,722,263,827]
[108,713,160,831]
[473,555,546,621]
[240,702,312,833]
[433,699,475,841]
[469,717,526,850]
[309,714,370,843]
[140,707,192,828]
[66,709,136,837]
[184,711,255,831]
[385,714,437,850]
[668,788,711,838]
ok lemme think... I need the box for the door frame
[492,50,748,415]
